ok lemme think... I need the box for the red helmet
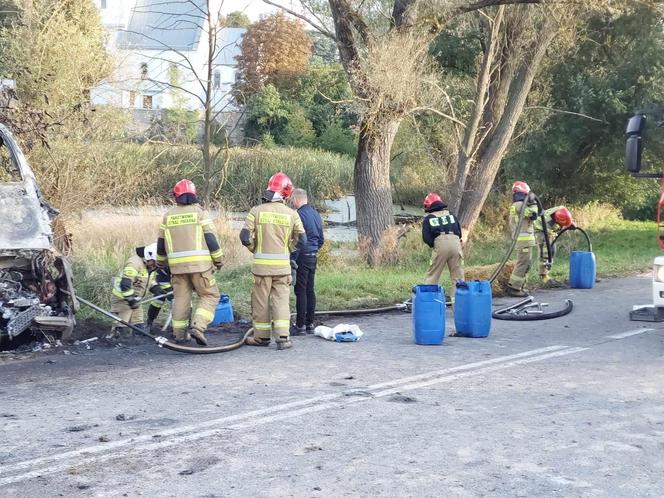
[267,172,294,199]
[423,192,442,210]
[173,179,196,197]
[553,207,573,228]
[512,181,530,194]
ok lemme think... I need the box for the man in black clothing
[290,188,324,335]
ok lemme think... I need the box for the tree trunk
[457,27,556,236]
[354,118,400,264]
[200,0,214,203]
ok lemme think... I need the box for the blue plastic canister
[454,280,492,338]
[211,294,234,325]
[412,284,445,345]
[569,251,596,289]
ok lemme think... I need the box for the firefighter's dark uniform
[241,201,305,344]
[157,205,222,341]
[508,195,541,291]
[533,206,565,280]
[422,201,464,286]
[110,253,150,335]
[146,267,173,328]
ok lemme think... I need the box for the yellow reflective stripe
[112,289,135,298]
[164,228,173,254]
[210,249,223,259]
[285,225,292,254]
[166,212,198,226]
[194,308,214,321]
[159,283,172,290]
[172,319,189,330]
[150,301,163,309]
[258,211,290,226]
[196,225,203,251]
[254,322,272,330]
[273,320,290,327]
[254,259,290,266]
[169,255,213,264]
[257,225,263,254]
[157,254,167,262]
[517,235,535,241]
[123,267,138,277]
[246,213,255,222]
[159,224,166,230]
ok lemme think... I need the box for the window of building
[142,95,153,109]
[101,0,107,8]
[213,70,221,90]
[140,62,148,80]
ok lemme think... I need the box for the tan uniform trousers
[509,244,536,290]
[171,268,220,340]
[424,234,464,286]
[110,296,144,332]
[251,274,292,343]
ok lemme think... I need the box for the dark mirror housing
[626,114,646,173]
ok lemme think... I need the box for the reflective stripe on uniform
[210,249,223,259]
[194,308,214,321]
[112,288,134,298]
[254,253,289,260]
[168,255,213,265]
[518,233,535,241]
[164,228,174,254]
[150,301,163,309]
[123,267,139,277]
[273,319,290,328]
[254,322,272,330]
[169,250,211,258]
[172,319,189,330]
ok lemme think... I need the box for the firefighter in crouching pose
[109,245,157,338]
[144,242,173,330]
[156,179,223,345]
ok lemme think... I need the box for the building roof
[116,0,206,51]
[214,28,245,66]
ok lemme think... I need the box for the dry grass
[464,261,515,297]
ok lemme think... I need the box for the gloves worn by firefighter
[125,296,141,309]
[290,259,298,287]
[150,284,166,297]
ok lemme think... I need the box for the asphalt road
[1,276,663,497]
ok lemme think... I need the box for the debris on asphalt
[388,393,417,403]
[343,390,373,398]
[66,425,90,432]
[98,435,110,442]
[115,413,127,421]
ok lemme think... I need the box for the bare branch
[262,0,336,40]
[524,105,607,123]
[409,106,467,128]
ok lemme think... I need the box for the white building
[91,0,244,113]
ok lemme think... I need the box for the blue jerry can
[412,284,445,345]
[211,294,234,325]
[569,251,596,289]
[454,280,492,338]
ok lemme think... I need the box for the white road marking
[0,345,586,486]
[606,328,655,340]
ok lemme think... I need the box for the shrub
[317,120,356,157]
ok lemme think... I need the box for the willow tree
[262,0,565,261]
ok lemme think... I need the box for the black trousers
[294,254,317,327]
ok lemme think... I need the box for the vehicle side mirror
[626,114,646,174]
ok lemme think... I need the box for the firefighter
[156,179,223,345]
[239,172,306,350]
[143,243,173,330]
[109,245,157,338]
[534,206,574,283]
[422,193,464,292]
[507,181,542,297]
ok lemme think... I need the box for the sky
[222,0,280,21]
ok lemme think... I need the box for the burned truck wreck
[0,123,77,346]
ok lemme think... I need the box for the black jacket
[422,202,462,248]
[291,203,324,259]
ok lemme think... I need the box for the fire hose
[65,291,252,354]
